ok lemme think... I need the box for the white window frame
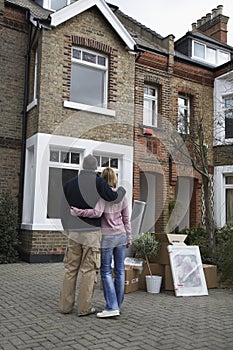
[214,72,233,145]
[94,154,120,176]
[224,95,233,139]
[43,0,75,11]
[178,94,190,134]
[192,40,230,66]
[27,50,38,112]
[64,47,115,116]
[214,166,233,227]
[143,85,158,127]
[21,133,133,231]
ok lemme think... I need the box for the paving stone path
[0,262,233,350]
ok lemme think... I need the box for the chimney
[192,23,197,32]
[191,5,229,44]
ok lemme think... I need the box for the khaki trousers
[59,232,101,315]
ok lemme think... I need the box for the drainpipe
[18,10,32,233]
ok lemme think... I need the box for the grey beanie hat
[82,154,98,170]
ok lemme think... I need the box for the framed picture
[167,245,208,297]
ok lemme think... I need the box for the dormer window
[192,40,230,66]
[45,0,76,11]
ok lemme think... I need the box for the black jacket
[60,170,126,232]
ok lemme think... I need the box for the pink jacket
[71,190,132,245]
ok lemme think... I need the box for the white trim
[64,100,116,116]
[50,0,136,50]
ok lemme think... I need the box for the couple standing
[59,154,132,318]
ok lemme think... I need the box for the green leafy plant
[0,191,20,263]
[132,233,161,276]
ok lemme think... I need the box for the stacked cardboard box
[100,265,140,294]
[203,264,218,288]
[101,235,218,293]
[124,268,140,293]
[154,233,218,291]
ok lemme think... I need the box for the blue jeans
[101,237,126,311]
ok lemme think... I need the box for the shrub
[214,225,233,285]
[180,225,233,285]
[0,191,20,263]
[181,226,212,263]
[132,233,161,276]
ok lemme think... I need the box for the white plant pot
[146,275,162,293]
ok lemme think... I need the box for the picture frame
[167,245,208,297]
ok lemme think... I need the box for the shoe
[60,309,73,314]
[78,307,96,317]
[96,309,120,318]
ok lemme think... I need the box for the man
[59,154,125,316]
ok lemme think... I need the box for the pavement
[0,262,233,350]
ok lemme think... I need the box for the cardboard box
[164,264,174,291]
[100,268,139,293]
[154,233,187,265]
[124,268,139,293]
[139,262,164,290]
[124,257,144,270]
[203,264,218,289]
[164,263,218,291]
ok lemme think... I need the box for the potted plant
[132,233,162,293]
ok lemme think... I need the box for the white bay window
[214,166,233,226]
[21,133,133,230]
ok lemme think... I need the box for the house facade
[1,0,233,262]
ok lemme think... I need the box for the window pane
[148,88,155,96]
[194,42,205,59]
[226,176,233,184]
[110,158,118,168]
[95,155,100,166]
[61,151,69,163]
[51,0,66,10]
[178,96,189,134]
[71,152,80,164]
[143,86,158,126]
[73,49,81,59]
[226,189,233,225]
[98,56,106,66]
[143,99,151,125]
[70,64,104,106]
[47,168,78,219]
[225,97,233,139]
[50,150,59,162]
[206,47,216,64]
[82,51,96,64]
[102,157,109,167]
[218,51,230,65]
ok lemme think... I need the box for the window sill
[64,101,116,117]
[27,99,37,112]
[21,220,63,231]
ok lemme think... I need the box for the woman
[70,167,131,318]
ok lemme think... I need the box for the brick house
[1,0,233,262]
